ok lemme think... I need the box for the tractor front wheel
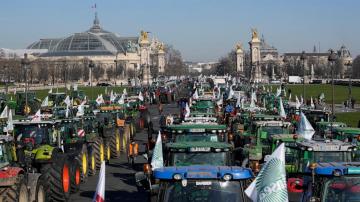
[75,145,88,182]
[110,131,121,158]
[70,159,81,193]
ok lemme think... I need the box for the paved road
[71,103,178,201]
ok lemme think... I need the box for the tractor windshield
[175,134,222,142]
[322,176,360,202]
[15,125,53,145]
[0,144,10,168]
[262,126,288,137]
[311,151,352,163]
[170,152,229,166]
[159,180,244,202]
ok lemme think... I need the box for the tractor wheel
[75,144,88,182]
[0,174,29,202]
[105,141,111,163]
[88,148,97,176]
[70,159,81,193]
[91,137,105,170]
[42,153,71,202]
[124,124,131,148]
[35,176,48,202]
[110,131,121,158]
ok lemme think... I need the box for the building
[25,12,165,83]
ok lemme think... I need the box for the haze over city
[1,0,360,62]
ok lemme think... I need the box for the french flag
[93,161,105,202]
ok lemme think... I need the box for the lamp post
[345,61,353,108]
[21,53,31,115]
[88,60,95,87]
[300,51,306,101]
[328,49,338,122]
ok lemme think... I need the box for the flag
[32,110,41,122]
[276,87,281,97]
[13,88,16,95]
[192,89,199,100]
[76,103,85,117]
[295,95,301,109]
[297,112,315,140]
[245,143,288,202]
[93,161,105,202]
[228,85,234,100]
[138,91,144,101]
[4,109,13,133]
[319,93,325,100]
[0,106,8,118]
[110,90,116,103]
[151,131,164,170]
[250,91,257,108]
[74,84,78,91]
[41,96,49,107]
[118,94,125,105]
[184,103,190,118]
[300,96,304,105]
[236,94,241,108]
[123,88,127,96]
[96,94,104,105]
[310,97,315,108]
[279,97,286,119]
[289,93,292,101]
[64,96,71,106]
[48,88,53,94]
[65,105,69,118]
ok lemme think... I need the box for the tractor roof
[333,127,360,135]
[184,116,217,123]
[313,162,360,176]
[166,141,232,150]
[13,120,60,125]
[270,134,304,142]
[316,121,347,127]
[296,139,356,151]
[154,165,253,180]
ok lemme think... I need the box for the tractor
[48,92,66,107]
[13,120,81,201]
[15,91,41,115]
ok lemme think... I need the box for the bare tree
[92,65,104,81]
[352,55,360,79]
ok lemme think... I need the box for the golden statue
[140,30,148,41]
[251,28,259,39]
[235,43,243,50]
[158,43,165,51]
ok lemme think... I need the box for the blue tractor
[301,162,360,202]
[136,165,254,202]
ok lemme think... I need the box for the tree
[106,67,114,81]
[164,44,187,76]
[353,55,360,79]
[37,65,49,84]
[214,50,237,76]
[92,65,104,81]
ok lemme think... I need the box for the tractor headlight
[173,174,182,180]
[223,174,232,181]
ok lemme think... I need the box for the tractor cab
[70,90,85,103]
[303,109,331,127]
[95,110,116,138]
[165,141,234,166]
[163,124,228,143]
[15,91,41,115]
[315,121,348,138]
[302,162,360,202]
[149,166,253,202]
[48,92,66,107]
[332,127,360,160]
[58,119,83,145]
[0,135,15,168]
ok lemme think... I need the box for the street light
[328,49,338,122]
[300,51,307,102]
[345,61,353,108]
[88,60,95,87]
[21,53,31,115]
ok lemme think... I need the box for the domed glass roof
[27,13,139,57]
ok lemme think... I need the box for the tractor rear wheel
[110,131,121,158]
[88,149,96,176]
[0,174,29,202]
[105,141,111,163]
[75,144,88,182]
[92,137,104,170]
[42,153,71,202]
[70,159,81,193]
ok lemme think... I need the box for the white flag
[0,106,8,119]
[151,131,164,170]
[65,105,69,118]
[245,143,288,202]
[138,91,144,101]
[295,95,301,109]
[300,96,304,105]
[289,93,292,101]
[32,110,41,122]
[41,96,49,107]
[110,90,116,103]
[48,88,53,94]
[93,161,105,202]
[73,84,78,91]
[236,94,241,108]
[192,89,199,100]
[96,94,104,105]
[4,110,13,133]
[76,103,85,117]
[297,112,315,140]
[185,103,190,118]
[64,96,71,106]
[227,85,234,100]
[276,87,281,97]
[279,97,286,119]
[123,88,127,96]
[310,97,315,108]
[250,91,257,108]
[118,94,125,105]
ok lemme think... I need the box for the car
[96,82,112,86]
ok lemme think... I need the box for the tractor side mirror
[135,172,150,189]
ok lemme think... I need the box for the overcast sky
[1,0,359,62]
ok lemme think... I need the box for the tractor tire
[110,131,121,158]
[0,174,29,202]
[123,124,131,148]
[35,176,48,202]
[41,153,71,202]
[88,148,97,176]
[92,137,105,170]
[70,159,81,193]
[105,141,111,163]
[75,144,88,182]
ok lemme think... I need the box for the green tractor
[15,91,41,115]
[332,127,360,160]
[70,89,86,105]
[14,120,81,201]
[48,92,66,107]
[95,109,117,162]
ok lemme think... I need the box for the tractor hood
[33,145,55,161]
